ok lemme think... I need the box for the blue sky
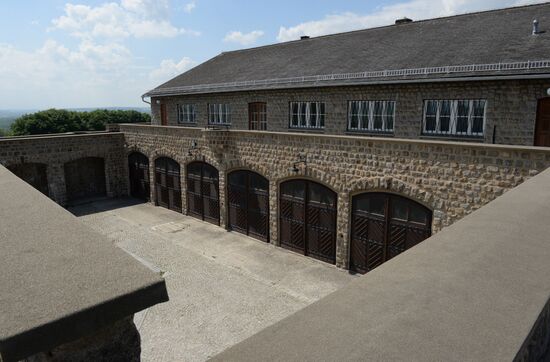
[0,0,542,109]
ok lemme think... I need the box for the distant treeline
[3,109,150,136]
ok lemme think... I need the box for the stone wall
[120,124,550,269]
[150,79,550,146]
[24,317,140,362]
[0,133,126,206]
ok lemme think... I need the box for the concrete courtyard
[69,198,355,362]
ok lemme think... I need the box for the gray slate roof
[147,3,550,96]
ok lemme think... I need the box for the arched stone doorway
[64,157,106,203]
[350,192,432,274]
[128,152,150,201]
[227,170,269,242]
[154,157,181,212]
[8,162,49,196]
[186,161,220,224]
[279,179,337,264]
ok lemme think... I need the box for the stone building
[2,3,550,274]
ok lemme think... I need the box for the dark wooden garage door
[186,161,220,224]
[228,170,269,242]
[279,180,337,264]
[8,163,49,196]
[128,152,150,201]
[155,157,181,212]
[350,193,432,274]
[64,157,106,203]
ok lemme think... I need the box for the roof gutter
[143,73,550,98]
[141,94,151,105]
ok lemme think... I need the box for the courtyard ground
[69,198,355,362]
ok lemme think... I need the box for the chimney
[533,19,540,35]
[300,35,310,40]
[395,17,413,25]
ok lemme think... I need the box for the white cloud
[183,1,196,13]
[0,39,144,108]
[149,57,198,83]
[52,0,200,39]
[223,30,264,45]
[277,0,544,41]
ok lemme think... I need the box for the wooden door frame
[534,97,550,146]
[248,102,267,130]
[160,103,167,126]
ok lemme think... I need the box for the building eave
[143,60,550,98]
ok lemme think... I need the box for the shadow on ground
[68,197,147,216]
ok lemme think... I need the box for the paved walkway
[70,198,355,362]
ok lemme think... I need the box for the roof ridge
[220,2,550,55]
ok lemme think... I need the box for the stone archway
[7,162,49,196]
[64,157,106,203]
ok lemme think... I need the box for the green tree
[9,109,150,136]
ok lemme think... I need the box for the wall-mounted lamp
[187,139,198,156]
[546,88,550,96]
[155,100,161,105]
[289,154,307,173]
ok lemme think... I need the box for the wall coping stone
[118,123,550,153]
[0,132,122,142]
[0,165,169,362]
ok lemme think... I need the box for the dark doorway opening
[64,157,106,203]
[128,152,150,201]
[8,163,49,196]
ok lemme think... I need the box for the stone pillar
[335,192,350,269]
[218,170,227,228]
[23,317,140,362]
[149,156,156,205]
[180,160,187,214]
[47,162,67,206]
[269,181,279,245]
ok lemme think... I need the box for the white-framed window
[348,100,395,132]
[423,99,486,137]
[208,104,231,125]
[289,102,325,129]
[177,104,196,123]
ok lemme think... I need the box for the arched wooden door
[8,163,49,196]
[154,157,181,212]
[64,157,106,203]
[128,152,150,201]
[279,180,337,264]
[186,161,220,224]
[350,193,432,274]
[227,170,269,242]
